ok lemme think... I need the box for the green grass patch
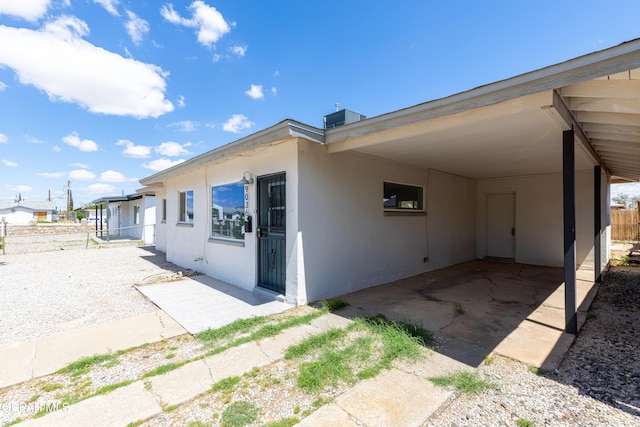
[430,370,496,395]
[483,355,495,365]
[221,401,259,427]
[424,294,442,302]
[164,405,177,412]
[125,421,143,427]
[265,418,300,427]
[518,418,535,427]
[212,376,241,393]
[142,362,187,378]
[197,316,267,343]
[95,380,132,396]
[57,353,119,378]
[527,366,544,375]
[285,328,346,359]
[318,298,349,312]
[2,418,23,427]
[37,381,64,392]
[453,302,465,317]
[187,421,212,427]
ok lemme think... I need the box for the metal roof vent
[323,104,366,129]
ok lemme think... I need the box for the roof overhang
[140,120,324,187]
[325,39,640,182]
[92,193,143,205]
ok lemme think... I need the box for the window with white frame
[133,205,140,224]
[383,181,424,211]
[179,190,194,223]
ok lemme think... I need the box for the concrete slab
[0,340,37,388]
[136,275,293,334]
[0,310,186,388]
[149,359,213,407]
[204,342,273,382]
[297,403,361,427]
[20,381,160,427]
[335,368,452,427]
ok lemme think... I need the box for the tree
[612,193,640,210]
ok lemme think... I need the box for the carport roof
[326,39,640,182]
[139,39,640,186]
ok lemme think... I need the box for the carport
[326,39,640,336]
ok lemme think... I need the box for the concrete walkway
[136,275,293,334]
[14,312,474,427]
[0,310,185,389]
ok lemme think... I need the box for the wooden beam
[577,111,640,126]
[567,97,640,114]
[583,122,640,135]
[560,80,640,99]
[553,91,607,171]
[588,132,640,143]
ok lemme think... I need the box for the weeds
[518,418,535,427]
[57,353,119,378]
[142,362,187,378]
[430,370,497,395]
[453,302,465,317]
[221,401,259,427]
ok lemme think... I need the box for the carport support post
[563,129,578,335]
[594,165,602,283]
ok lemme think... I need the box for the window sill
[209,237,245,247]
[383,210,426,217]
[176,222,194,227]
[160,220,166,224]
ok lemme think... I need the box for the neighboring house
[140,40,640,333]
[91,193,156,244]
[0,200,57,224]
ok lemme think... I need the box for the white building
[140,40,640,333]
[0,200,57,224]
[91,193,156,244]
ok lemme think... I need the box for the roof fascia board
[140,120,323,186]
[325,39,640,145]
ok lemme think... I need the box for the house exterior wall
[0,208,37,224]
[477,170,606,268]
[142,195,156,244]
[156,191,167,252]
[161,139,303,303]
[297,140,477,302]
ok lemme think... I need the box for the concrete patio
[335,260,598,371]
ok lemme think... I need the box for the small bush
[221,401,259,427]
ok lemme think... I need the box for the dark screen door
[257,173,286,292]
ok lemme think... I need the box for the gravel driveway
[0,245,180,346]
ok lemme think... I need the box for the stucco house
[0,200,57,224]
[91,193,156,244]
[140,40,640,334]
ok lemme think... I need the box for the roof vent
[323,107,366,129]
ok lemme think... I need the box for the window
[133,205,140,224]
[211,182,245,240]
[162,199,167,222]
[179,190,194,223]
[383,182,424,210]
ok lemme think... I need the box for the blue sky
[1,0,639,206]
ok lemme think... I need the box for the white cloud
[94,0,120,16]
[100,170,126,182]
[71,162,88,168]
[83,183,116,194]
[125,10,149,45]
[271,87,277,96]
[26,135,45,144]
[69,169,96,181]
[0,133,7,143]
[177,95,186,107]
[6,184,32,192]
[155,141,192,157]
[2,159,18,167]
[0,0,51,21]
[223,114,255,134]
[37,171,66,178]
[62,132,98,152]
[161,1,230,47]
[116,139,151,158]
[0,81,6,91]
[212,53,223,62]
[245,84,263,100]
[0,16,174,118]
[142,158,185,171]
[230,45,247,57]
[168,120,198,132]
[273,70,280,77]
[53,145,61,152]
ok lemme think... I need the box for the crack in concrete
[155,311,166,329]
[202,358,215,383]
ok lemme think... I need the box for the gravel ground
[0,245,180,346]
[425,266,640,427]
[1,242,638,426]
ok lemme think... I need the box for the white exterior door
[486,193,515,259]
